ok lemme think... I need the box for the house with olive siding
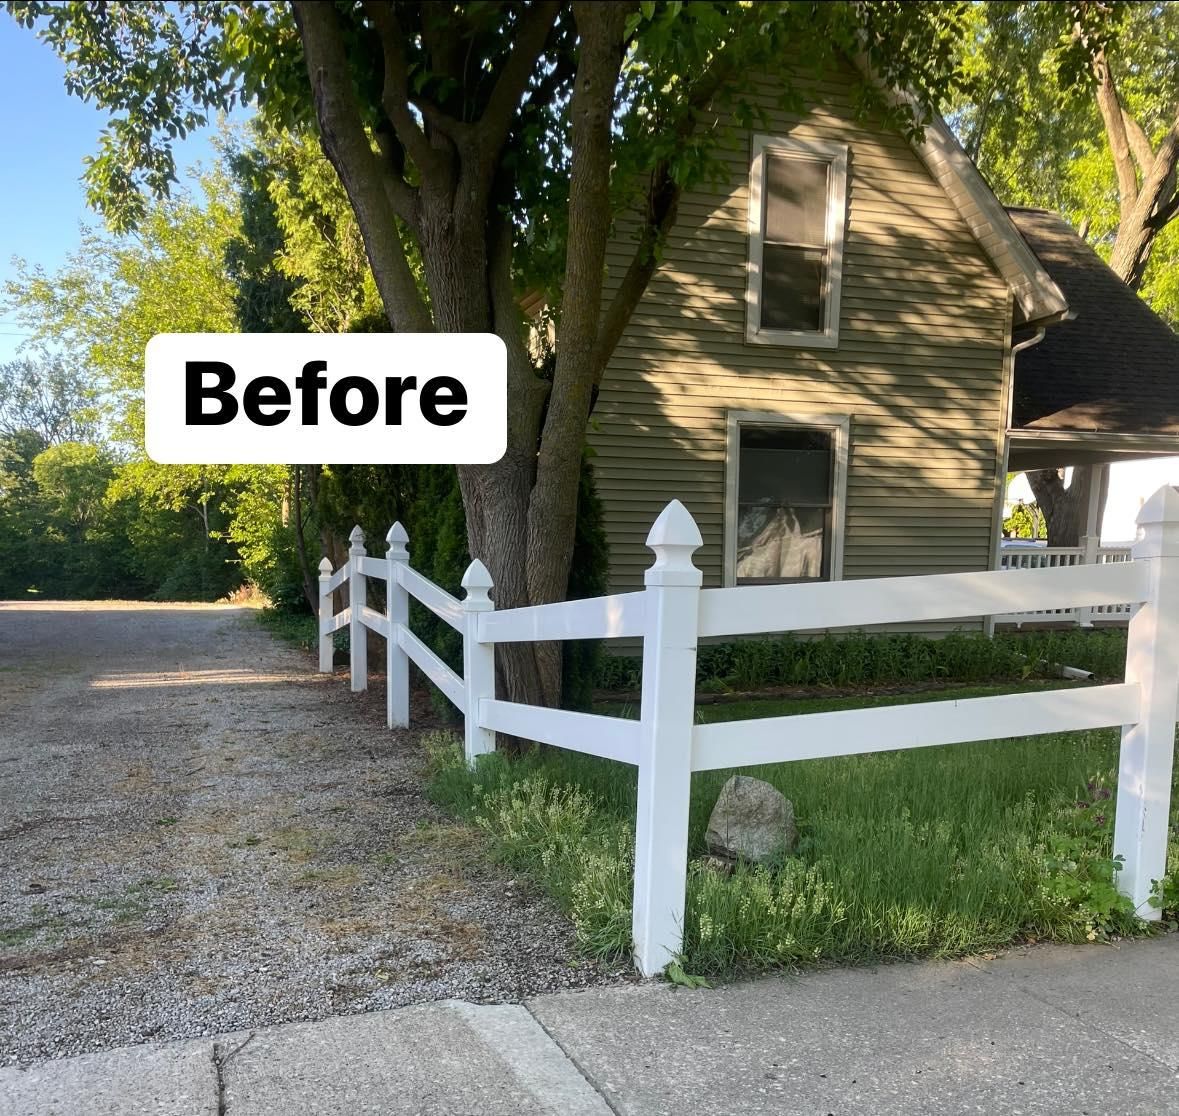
[587,68,1070,626]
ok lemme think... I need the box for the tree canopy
[0,355,98,444]
[951,1,1179,315]
[948,1,1179,544]
[6,0,975,702]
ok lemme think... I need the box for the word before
[187,361,467,427]
[146,332,505,464]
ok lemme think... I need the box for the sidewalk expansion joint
[522,1002,623,1116]
[212,1033,255,1116]
[963,956,1178,1073]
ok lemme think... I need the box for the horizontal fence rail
[397,564,465,631]
[480,700,642,765]
[691,684,1141,771]
[997,543,1134,625]
[324,565,349,594]
[317,486,1179,979]
[477,592,646,644]
[355,555,389,580]
[698,561,1147,638]
[359,606,389,638]
[398,626,465,713]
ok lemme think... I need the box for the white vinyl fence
[997,543,1133,625]
[320,486,1179,977]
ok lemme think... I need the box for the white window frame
[723,409,851,588]
[745,134,849,349]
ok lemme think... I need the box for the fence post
[1113,484,1179,917]
[633,499,702,977]
[318,557,334,673]
[385,522,410,728]
[349,525,367,693]
[1078,533,1100,626]
[461,559,496,768]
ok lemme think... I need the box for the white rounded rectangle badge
[145,333,507,465]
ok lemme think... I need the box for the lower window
[725,412,849,586]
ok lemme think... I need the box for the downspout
[986,324,1047,637]
[1011,327,1046,359]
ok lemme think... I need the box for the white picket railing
[319,486,1179,978]
[997,543,1133,625]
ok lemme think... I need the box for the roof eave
[1009,428,1179,450]
[917,117,1069,325]
[849,55,1069,325]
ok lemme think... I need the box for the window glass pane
[765,155,827,246]
[736,505,826,581]
[739,444,830,506]
[736,425,833,582]
[761,244,824,332]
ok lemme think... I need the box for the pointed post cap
[348,524,366,551]
[645,500,703,587]
[461,558,495,610]
[386,521,409,560]
[1133,484,1179,558]
[318,556,333,576]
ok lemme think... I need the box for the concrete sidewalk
[4,935,1177,1115]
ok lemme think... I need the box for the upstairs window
[724,411,850,586]
[746,135,848,348]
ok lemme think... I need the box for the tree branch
[1092,48,1139,223]
[372,119,421,229]
[526,0,628,609]
[1139,116,1179,219]
[362,0,452,176]
[1150,182,1179,231]
[488,190,548,448]
[419,3,468,109]
[588,48,736,380]
[476,1,561,179]
[1122,108,1155,174]
[1110,111,1179,284]
[292,1,432,331]
[591,166,682,382]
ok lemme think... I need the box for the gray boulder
[705,775,797,864]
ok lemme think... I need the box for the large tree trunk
[459,450,553,708]
[416,172,565,707]
[1025,466,1108,547]
[294,0,647,711]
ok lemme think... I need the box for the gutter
[1007,429,1179,451]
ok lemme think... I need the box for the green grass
[0,925,38,948]
[257,607,318,651]
[257,606,356,659]
[426,682,1178,977]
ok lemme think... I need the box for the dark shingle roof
[1006,207,1179,435]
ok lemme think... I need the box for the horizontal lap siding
[589,69,1010,638]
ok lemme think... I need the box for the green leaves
[949,0,1179,322]
[0,356,98,445]
[4,1,271,232]
[664,960,710,989]
[9,0,977,301]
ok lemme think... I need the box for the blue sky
[0,16,237,362]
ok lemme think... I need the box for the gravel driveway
[0,602,627,1065]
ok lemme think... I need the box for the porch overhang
[1007,429,1179,471]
